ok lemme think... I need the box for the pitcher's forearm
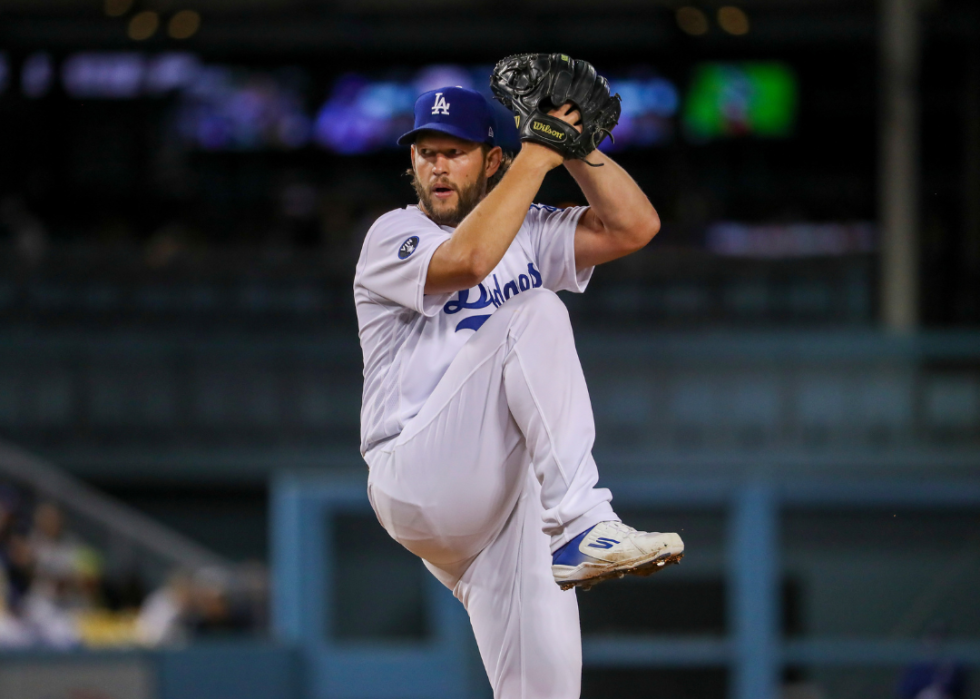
[426,145,559,293]
[565,151,660,244]
[451,150,554,278]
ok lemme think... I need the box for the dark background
[1,0,979,697]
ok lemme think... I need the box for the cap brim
[397,122,492,147]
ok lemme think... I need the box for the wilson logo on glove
[531,121,566,141]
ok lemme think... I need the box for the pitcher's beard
[413,170,487,228]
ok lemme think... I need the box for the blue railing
[272,476,471,699]
[272,473,980,699]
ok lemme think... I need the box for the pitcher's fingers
[549,101,575,117]
[556,105,582,124]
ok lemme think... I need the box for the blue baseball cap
[489,99,521,154]
[397,86,497,147]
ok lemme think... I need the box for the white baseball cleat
[551,521,684,591]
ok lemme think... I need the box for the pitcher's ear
[485,145,503,178]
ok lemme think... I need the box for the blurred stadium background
[0,0,979,697]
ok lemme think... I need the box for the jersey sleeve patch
[398,236,420,259]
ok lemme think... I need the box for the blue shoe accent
[552,526,598,567]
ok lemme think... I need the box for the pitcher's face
[411,133,497,227]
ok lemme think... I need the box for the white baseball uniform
[355,203,621,699]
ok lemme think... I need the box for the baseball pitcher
[354,54,684,698]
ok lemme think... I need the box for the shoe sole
[557,550,684,592]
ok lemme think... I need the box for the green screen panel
[683,62,797,142]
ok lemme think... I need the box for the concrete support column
[879,0,921,331]
[729,483,780,699]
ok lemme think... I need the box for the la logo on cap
[431,93,450,115]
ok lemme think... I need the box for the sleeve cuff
[566,207,594,293]
[569,263,595,293]
[415,241,454,317]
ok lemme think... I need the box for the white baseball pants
[366,288,619,699]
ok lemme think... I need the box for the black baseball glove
[490,53,621,164]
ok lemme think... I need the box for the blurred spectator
[134,562,269,646]
[897,624,968,699]
[0,566,32,647]
[0,489,32,607]
[16,501,94,648]
[898,661,967,699]
[0,483,266,649]
[28,501,103,611]
[185,565,252,637]
[136,570,192,646]
[19,585,80,648]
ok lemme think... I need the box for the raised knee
[510,287,567,317]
